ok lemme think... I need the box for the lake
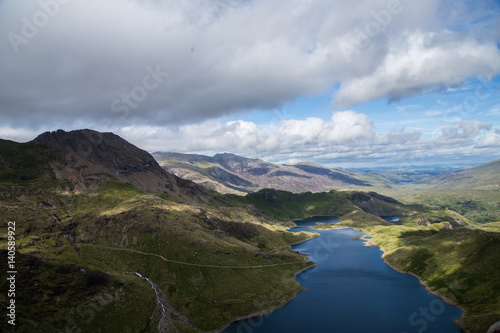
[223,217,463,333]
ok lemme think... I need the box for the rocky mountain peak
[32,129,207,198]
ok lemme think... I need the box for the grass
[1,163,499,332]
[0,177,316,332]
[0,139,55,182]
[329,221,500,333]
[0,251,157,333]
[405,190,500,223]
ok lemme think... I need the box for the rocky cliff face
[32,129,207,199]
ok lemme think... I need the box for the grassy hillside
[346,160,500,224]
[386,160,500,224]
[155,151,500,224]
[315,209,500,333]
[420,159,500,190]
[0,131,317,332]
[0,178,314,332]
[2,131,499,333]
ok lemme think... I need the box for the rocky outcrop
[32,129,208,200]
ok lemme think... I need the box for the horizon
[1,0,500,167]
[153,148,489,170]
[6,127,495,170]
[3,126,498,170]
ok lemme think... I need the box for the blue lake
[293,215,342,227]
[224,217,462,333]
[383,216,401,222]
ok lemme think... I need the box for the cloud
[110,112,500,167]
[114,111,424,164]
[119,110,375,153]
[440,120,491,141]
[1,0,499,167]
[476,133,500,148]
[0,0,499,130]
[333,31,500,107]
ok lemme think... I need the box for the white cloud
[112,111,498,167]
[476,133,500,148]
[124,112,500,166]
[333,31,500,107]
[319,111,373,144]
[1,0,499,166]
[440,120,491,140]
[0,0,499,129]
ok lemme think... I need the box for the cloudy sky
[1,0,500,167]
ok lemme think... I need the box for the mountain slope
[1,130,498,333]
[0,130,316,332]
[153,152,389,194]
[31,129,211,200]
[421,159,500,190]
[405,159,500,223]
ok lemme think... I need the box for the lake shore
[219,222,466,333]
[214,227,319,333]
[371,241,468,333]
[312,223,468,332]
[350,228,469,333]
[213,261,318,333]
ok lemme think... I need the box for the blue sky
[1,0,500,168]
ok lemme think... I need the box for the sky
[1,0,500,168]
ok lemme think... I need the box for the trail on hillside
[79,244,308,269]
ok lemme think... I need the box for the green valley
[1,130,499,333]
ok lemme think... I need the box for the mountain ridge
[153,151,386,194]
[3,129,211,202]
[420,158,500,190]
[1,129,499,333]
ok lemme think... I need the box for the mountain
[153,152,389,194]
[1,130,499,333]
[404,159,500,223]
[420,159,500,190]
[0,129,207,200]
[0,129,316,332]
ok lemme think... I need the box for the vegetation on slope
[312,208,499,333]
[154,152,390,195]
[0,176,314,332]
[2,131,499,333]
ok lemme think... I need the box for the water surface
[224,217,462,333]
[293,215,341,227]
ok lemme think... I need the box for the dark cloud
[1,0,499,129]
[0,0,499,166]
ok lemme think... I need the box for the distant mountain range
[1,129,499,333]
[419,159,500,190]
[152,152,391,194]
[153,151,500,224]
[153,151,500,194]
